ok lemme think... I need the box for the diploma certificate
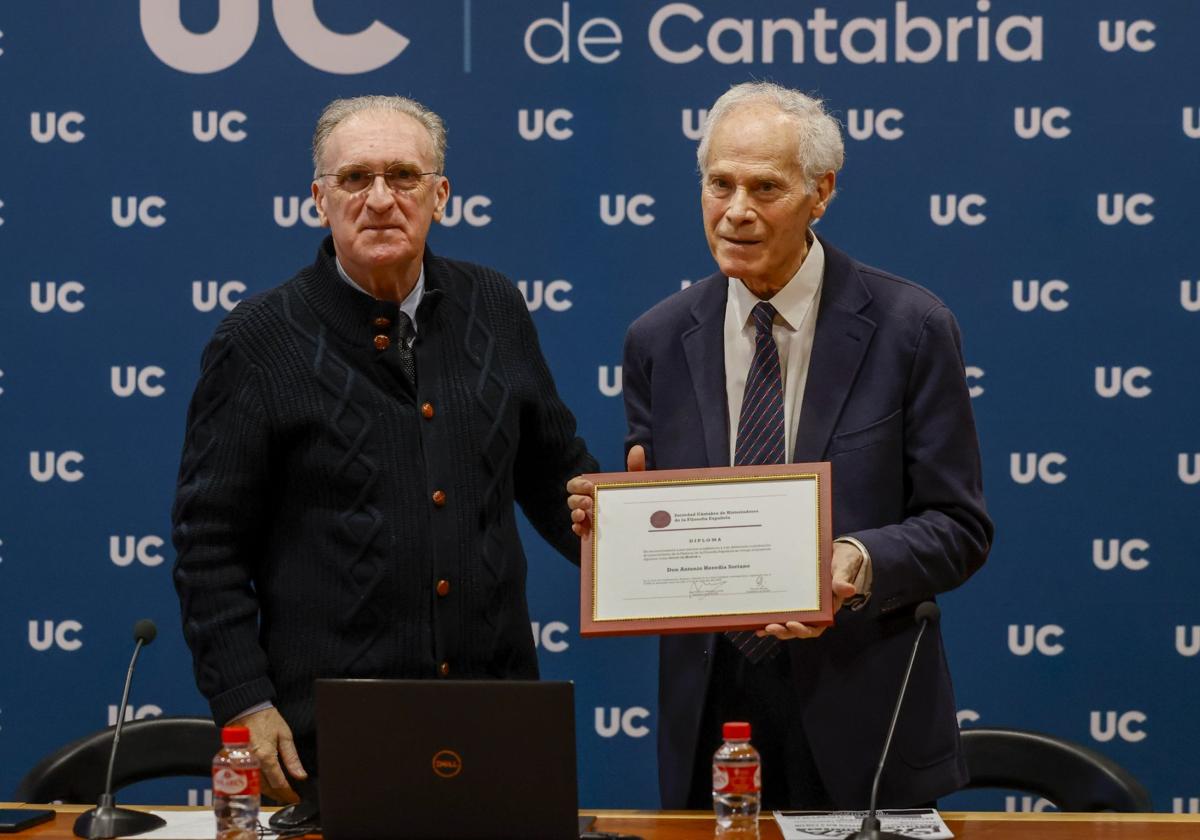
[580,463,832,636]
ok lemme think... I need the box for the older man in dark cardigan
[172,95,596,804]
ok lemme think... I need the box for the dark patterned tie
[396,311,416,385]
[726,301,785,663]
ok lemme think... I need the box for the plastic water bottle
[212,725,261,840]
[712,721,760,836]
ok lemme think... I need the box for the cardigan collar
[297,235,451,348]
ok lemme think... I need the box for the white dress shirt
[723,236,824,465]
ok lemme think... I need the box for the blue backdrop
[2,0,1198,814]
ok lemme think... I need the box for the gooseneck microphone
[73,620,168,840]
[844,601,941,840]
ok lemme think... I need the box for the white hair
[312,94,447,177]
[696,82,844,193]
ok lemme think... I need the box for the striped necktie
[726,300,785,663]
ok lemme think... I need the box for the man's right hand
[229,706,307,804]
[567,445,646,537]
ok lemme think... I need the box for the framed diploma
[579,462,832,637]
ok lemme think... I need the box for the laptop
[316,679,582,840]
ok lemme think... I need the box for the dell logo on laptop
[432,750,463,778]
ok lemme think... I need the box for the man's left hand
[757,541,863,640]
[567,445,646,537]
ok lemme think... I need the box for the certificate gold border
[579,462,832,637]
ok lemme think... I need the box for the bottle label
[213,766,260,796]
[713,763,760,795]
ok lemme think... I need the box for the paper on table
[117,809,266,839]
[772,808,954,839]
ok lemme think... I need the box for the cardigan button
[373,316,391,328]
[432,489,447,507]
[438,661,450,677]
[373,334,390,351]
[421,402,435,420]
[436,579,450,597]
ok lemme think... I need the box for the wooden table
[5,804,1200,838]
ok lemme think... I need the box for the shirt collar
[728,234,825,331]
[336,256,425,328]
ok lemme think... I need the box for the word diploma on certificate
[580,463,832,636]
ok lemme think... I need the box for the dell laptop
[316,679,581,840]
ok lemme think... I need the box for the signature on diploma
[689,578,726,598]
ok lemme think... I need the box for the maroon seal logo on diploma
[650,510,672,529]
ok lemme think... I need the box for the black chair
[15,716,220,803]
[960,726,1152,812]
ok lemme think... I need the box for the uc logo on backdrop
[1007,624,1064,656]
[930,194,986,226]
[1010,453,1067,485]
[28,620,83,651]
[110,535,167,567]
[1090,711,1146,743]
[111,366,166,398]
[112,196,166,228]
[1097,193,1154,226]
[140,0,409,74]
[530,621,570,653]
[440,196,493,228]
[518,280,572,312]
[193,281,246,313]
[193,111,247,142]
[595,707,651,738]
[600,194,655,226]
[1092,539,1149,571]
[30,451,85,483]
[846,108,904,140]
[519,109,574,141]
[1012,280,1068,312]
[30,112,86,143]
[31,282,86,313]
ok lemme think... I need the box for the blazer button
[432,489,446,507]
[439,661,450,677]
[436,579,450,597]
[373,316,391,328]
[373,334,390,351]
[421,402,435,420]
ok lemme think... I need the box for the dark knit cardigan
[172,237,596,759]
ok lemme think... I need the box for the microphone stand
[845,604,938,840]
[74,626,167,839]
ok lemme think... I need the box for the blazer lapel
[794,238,876,462]
[681,275,731,468]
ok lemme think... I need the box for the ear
[311,180,330,228]
[431,176,451,224]
[809,171,836,221]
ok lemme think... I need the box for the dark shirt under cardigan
[172,237,597,765]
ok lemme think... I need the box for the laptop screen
[316,679,580,840]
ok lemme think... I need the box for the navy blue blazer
[622,237,993,808]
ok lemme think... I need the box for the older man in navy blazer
[569,82,992,810]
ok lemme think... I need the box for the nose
[364,173,394,211]
[725,186,755,224]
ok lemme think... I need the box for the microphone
[844,601,941,840]
[73,620,168,839]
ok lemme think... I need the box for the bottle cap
[722,721,751,740]
[221,726,251,745]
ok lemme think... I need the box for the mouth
[721,236,761,247]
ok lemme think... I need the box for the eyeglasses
[318,165,440,194]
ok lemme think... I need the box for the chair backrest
[15,716,220,804]
[960,726,1151,812]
